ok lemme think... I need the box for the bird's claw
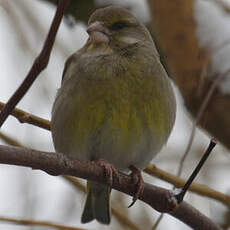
[95,158,119,186]
[128,165,144,208]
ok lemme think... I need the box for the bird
[51,6,176,225]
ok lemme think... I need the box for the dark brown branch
[0,145,222,230]
[1,102,229,208]
[0,0,69,128]
[0,132,141,230]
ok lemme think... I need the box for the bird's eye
[110,21,127,30]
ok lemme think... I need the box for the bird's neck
[84,40,113,56]
[83,38,147,58]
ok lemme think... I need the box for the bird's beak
[87,21,110,44]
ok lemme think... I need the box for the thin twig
[152,214,163,230]
[0,0,69,127]
[144,164,230,208]
[177,73,225,178]
[0,132,22,147]
[0,102,50,130]
[0,216,86,230]
[174,139,217,203]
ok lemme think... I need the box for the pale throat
[86,42,113,56]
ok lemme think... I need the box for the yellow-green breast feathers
[52,51,175,170]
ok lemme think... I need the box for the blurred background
[0,0,230,229]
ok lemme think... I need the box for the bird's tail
[81,181,111,224]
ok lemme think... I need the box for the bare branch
[0,102,50,130]
[0,132,142,230]
[0,216,86,230]
[0,144,222,230]
[1,103,229,208]
[0,0,69,127]
[152,213,163,230]
[145,164,230,208]
[174,139,217,203]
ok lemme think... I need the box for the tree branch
[145,164,230,208]
[0,144,222,230]
[1,101,229,208]
[0,216,86,230]
[0,0,68,127]
[0,131,141,230]
[0,102,50,131]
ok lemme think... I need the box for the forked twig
[0,0,69,128]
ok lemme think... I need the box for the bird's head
[86,6,152,51]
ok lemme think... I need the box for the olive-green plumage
[51,6,176,225]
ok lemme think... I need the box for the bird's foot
[95,158,119,186]
[128,165,144,208]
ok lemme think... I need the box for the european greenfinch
[51,6,176,225]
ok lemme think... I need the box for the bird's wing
[61,53,76,84]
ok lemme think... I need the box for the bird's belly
[51,71,172,171]
[59,122,159,171]
[52,96,163,171]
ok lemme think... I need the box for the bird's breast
[51,53,175,171]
